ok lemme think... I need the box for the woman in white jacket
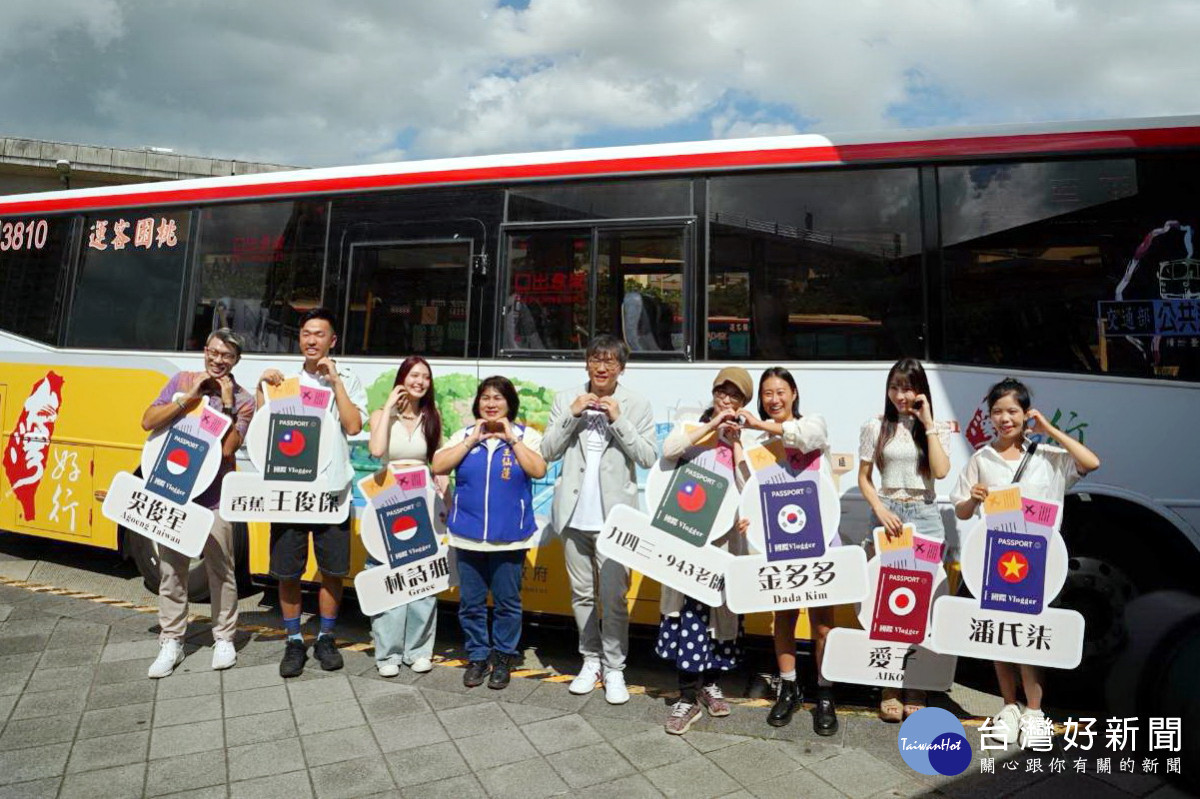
[655,366,753,736]
[737,367,841,736]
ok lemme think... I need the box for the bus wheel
[125,524,252,602]
[1053,495,1197,705]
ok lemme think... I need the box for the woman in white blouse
[738,367,841,736]
[366,357,447,677]
[857,358,951,722]
[951,378,1100,748]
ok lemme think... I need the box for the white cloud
[2,0,1198,166]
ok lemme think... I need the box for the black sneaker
[488,653,513,690]
[813,687,839,737]
[767,678,803,727]
[313,635,344,671]
[463,659,490,688]
[279,639,307,678]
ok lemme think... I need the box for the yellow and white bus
[3,116,1200,688]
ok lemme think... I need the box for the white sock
[780,670,797,682]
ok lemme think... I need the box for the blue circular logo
[897,707,973,776]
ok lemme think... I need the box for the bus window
[66,210,191,350]
[345,240,471,357]
[189,201,327,353]
[508,179,692,222]
[0,215,72,344]
[503,228,591,351]
[939,157,1200,381]
[707,169,924,360]
[598,227,686,353]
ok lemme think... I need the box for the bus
[3,116,1199,690]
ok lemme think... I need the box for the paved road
[0,534,1191,798]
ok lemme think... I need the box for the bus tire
[125,523,253,602]
[1052,495,1200,705]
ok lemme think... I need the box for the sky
[6,0,1200,167]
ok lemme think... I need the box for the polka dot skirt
[655,598,741,674]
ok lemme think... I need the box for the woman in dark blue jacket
[432,376,547,689]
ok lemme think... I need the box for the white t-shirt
[568,410,611,531]
[858,416,953,501]
[949,438,1083,511]
[300,365,368,491]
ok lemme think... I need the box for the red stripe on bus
[2,126,1199,216]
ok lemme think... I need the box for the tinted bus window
[502,225,688,354]
[508,179,692,222]
[66,210,191,349]
[0,215,72,344]
[330,188,503,358]
[940,157,1200,381]
[707,169,923,360]
[189,201,327,353]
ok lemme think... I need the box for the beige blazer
[541,381,657,533]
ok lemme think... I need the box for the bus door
[343,233,479,360]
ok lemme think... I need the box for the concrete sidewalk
[0,581,1188,799]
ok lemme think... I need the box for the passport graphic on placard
[265,415,321,482]
[870,567,933,643]
[377,496,438,568]
[761,480,824,562]
[146,428,209,504]
[650,461,727,547]
[981,529,1047,615]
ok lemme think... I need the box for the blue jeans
[367,558,436,666]
[871,496,946,540]
[455,548,525,662]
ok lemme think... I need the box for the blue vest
[449,425,537,544]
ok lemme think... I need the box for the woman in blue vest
[433,376,547,689]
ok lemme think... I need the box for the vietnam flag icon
[997,551,1029,584]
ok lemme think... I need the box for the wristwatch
[222,404,236,419]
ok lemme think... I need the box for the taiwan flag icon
[377,496,437,568]
[651,461,727,546]
[146,428,209,504]
[981,530,1047,615]
[265,415,322,482]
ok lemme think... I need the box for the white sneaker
[410,657,433,673]
[992,702,1023,747]
[148,639,184,679]
[603,669,630,705]
[377,662,401,678]
[211,640,236,671]
[568,659,603,695]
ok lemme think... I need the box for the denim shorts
[870,495,946,541]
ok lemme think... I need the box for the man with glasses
[143,329,255,678]
[542,334,657,703]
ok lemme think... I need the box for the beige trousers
[157,513,239,642]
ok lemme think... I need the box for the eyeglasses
[587,356,620,366]
[204,348,237,364]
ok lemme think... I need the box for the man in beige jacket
[541,335,657,704]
